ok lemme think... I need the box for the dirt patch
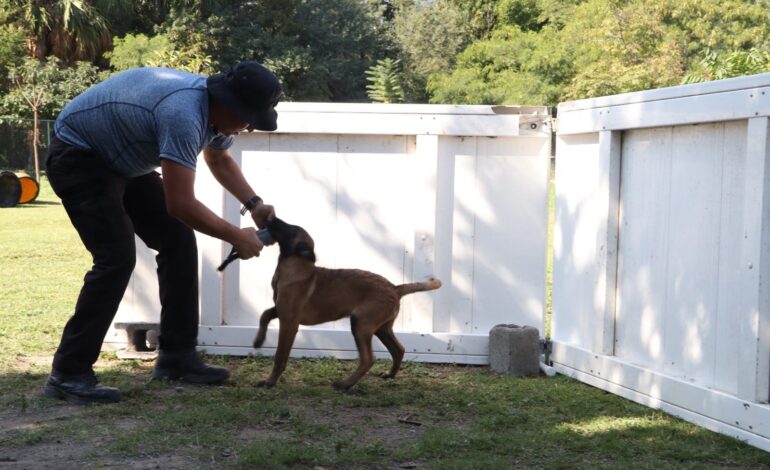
[8,355,52,370]
[2,439,91,469]
[2,445,201,470]
[0,406,199,470]
[0,405,84,436]
[298,401,429,450]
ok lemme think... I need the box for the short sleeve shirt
[54,67,234,177]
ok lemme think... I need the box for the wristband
[240,195,263,216]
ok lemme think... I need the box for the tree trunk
[32,108,40,181]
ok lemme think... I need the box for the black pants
[46,136,199,374]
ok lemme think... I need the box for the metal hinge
[540,337,553,365]
[518,114,553,133]
[545,116,558,133]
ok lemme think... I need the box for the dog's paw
[256,379,275,388]
[378,372,396,380]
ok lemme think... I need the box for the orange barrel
[0,171,21,207]
[16,173,39,204]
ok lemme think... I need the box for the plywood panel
[551,132,601,349]
[714,120,748,395]
[334,135,414,331]
[472,136,549,333]
[616,122,749,392]
[224,134,339,326]
[443,137,477,334]
[662,124,723,382]
[615,128,672,370]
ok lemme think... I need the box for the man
[43,61,281,404]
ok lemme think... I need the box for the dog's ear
[295,242,316,262]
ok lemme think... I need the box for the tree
[2,57,102,178]
[426,0,770,105]
[6,0,111,64]
[104,33,171,71]
[366,58,405,103]
[147,47,213,74]
[682,47,770,84]
[0,19,27,94]
[392,0,471,101]
[428,24,570,105]
[179,0,387,101]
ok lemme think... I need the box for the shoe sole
[42,384,121,405]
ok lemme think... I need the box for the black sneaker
[43,371,122,405]
[152,350,230,384]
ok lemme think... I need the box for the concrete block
[113,322,159,360]
[489,324,540,376]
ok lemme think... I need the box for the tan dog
[253,218,441,390]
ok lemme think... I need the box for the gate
[551,73,770,451]
[107,103,552,365]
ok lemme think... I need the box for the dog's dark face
[267,217,316,262]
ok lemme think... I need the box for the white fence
[107,103,552,365]
[106,77,770,452]
[551,73,770,451]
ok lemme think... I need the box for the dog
[252,218,441,390]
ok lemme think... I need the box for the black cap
[206,61,282,131]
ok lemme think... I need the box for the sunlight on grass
[0,177,90,369]
[557,415,671,436]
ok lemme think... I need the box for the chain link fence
[0,120,55,173]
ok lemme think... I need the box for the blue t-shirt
[54,67,234,177]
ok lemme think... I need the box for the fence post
[591,130,622,356]
[738,117,770,403]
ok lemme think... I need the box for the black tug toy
[217,228,273,272]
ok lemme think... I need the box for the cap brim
[247,107,278,132]
[207,74,278,132]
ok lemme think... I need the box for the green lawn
[1,178,769,469]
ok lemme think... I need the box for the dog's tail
[395,278,442,297]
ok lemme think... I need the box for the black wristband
[240,195,263,216]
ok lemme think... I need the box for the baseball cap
[206,61,283,131]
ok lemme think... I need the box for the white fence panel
[107,104,551,365]
[553,73,770,451]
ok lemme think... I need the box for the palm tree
[9,0,111,64]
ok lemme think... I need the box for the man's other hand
[233,227,264,259]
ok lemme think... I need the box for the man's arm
[160,158,263,259]
[203,146,275,228]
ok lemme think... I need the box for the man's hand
[232,227,264,259]
[250,203,275,229]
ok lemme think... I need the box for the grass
[1,178,770,468]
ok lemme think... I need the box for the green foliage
[104,33,171,71]
[682,47,770,84]
[0,22,27,94]
[560,0,686,100]
[496,0,543,31]
[366,58,405,103]
[151,0,386,101]
[146,45,213,75]
[1,0,770,116]
[392,0,471,101]
[449,0,498,39]
[6,0,111,64]
[428,24,570,105]
[1,56,103,122]
[426,0,770,105]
